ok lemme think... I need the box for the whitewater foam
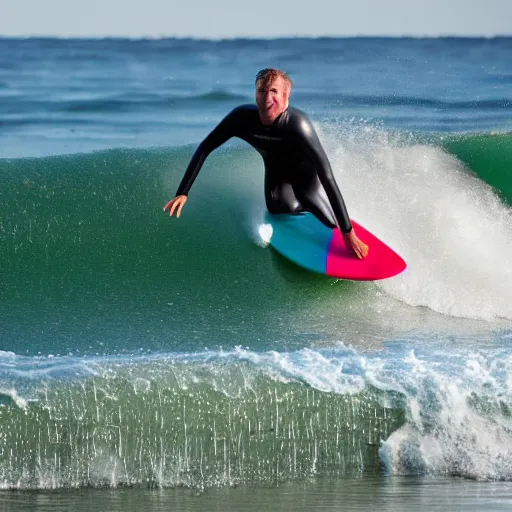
[318,122,512,322]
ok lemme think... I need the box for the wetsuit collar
[274,108,288,126]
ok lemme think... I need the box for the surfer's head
[255,68,292,126]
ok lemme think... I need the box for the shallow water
[2,476,512,511]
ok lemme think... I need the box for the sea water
[1,37,512,510]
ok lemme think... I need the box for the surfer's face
[255,76,290,125]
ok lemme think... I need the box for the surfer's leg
[294,176,337,229]
[264,165,334,225]
[265,181,303,215]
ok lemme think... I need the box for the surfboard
[261,213,406,281]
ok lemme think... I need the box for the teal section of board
[264,213,333,274]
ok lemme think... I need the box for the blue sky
[2,0,511,38]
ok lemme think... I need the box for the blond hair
[255,68,293,89]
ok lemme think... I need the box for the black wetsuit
[176,104,352,233]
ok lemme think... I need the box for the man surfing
[163,68,369,259]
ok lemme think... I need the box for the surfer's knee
[268,183,302,214]
[297,189,336,228]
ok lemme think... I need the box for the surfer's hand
[343,229,369,259]
[163,195,187,218]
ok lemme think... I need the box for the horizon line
[1,33,511,41]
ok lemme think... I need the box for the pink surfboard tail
[326,220,406,280]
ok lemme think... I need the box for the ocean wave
[294,92,512,110]
[442,132,512,204]
[0,341,511,489]
[0,131,511,355]
[194,90,247,102]
[0,347,402,489]
[0,90,247,116]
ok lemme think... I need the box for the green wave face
[0,147,402,354]
[0,147,292,354]
[2,136,511,355]
[442,133,512,205]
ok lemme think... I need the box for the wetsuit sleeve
[175,108,241,196]
[290,113,353,233]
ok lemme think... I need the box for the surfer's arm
[290,112,368,258]
[175,107,244,196]
[290,113,352,231]
[164,107,244,216]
